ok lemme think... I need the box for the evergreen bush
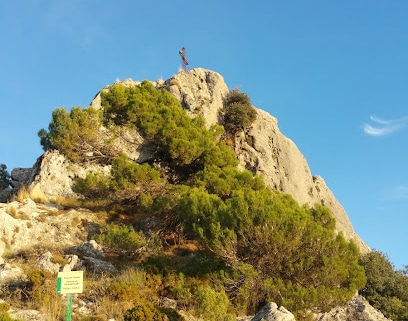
[0,164,10,190]
[38,107,116,163]
[221,89,257,135]
[359,251,408,321]
[97,223,147,254]
[123,302,167,321]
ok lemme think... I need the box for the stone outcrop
[0,199,97,259]
[0,263,25,285]
[163,68,229,126]
[8,309,47,321]
[317,295,392,321]
[250,302,295,321]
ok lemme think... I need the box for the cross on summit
[179,47,189,71]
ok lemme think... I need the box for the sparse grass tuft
[5,204,30,220]
[54,196,82,208]
[11,185,49,204]
[51,253,69,266]
[5,204,17,218]
[28,187,50,204]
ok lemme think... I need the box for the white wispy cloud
[382,185,408,201]
[363,115,408,136]
[394,185,408,200]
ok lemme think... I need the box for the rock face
[0,199,96,259]
[317,295,392,321]
[250,302,295,321]
[10,68,368,253]
[163,68,229,127]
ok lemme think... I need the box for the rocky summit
[11,68,369,253]
[1,68,385,321]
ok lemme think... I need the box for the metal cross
[179,47,189,71]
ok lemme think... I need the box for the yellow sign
[57,271,84,294]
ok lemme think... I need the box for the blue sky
[1,1,407,269]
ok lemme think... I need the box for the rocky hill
[1,68,383,321]
[10,68,369,253]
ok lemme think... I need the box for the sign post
[66,294,73,321]
[56,271,84,321]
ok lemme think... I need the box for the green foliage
[0,164,10,190]
[107,280,140,301]
[38,106,116,163]
[101,81,215,168]
[359,251,408,321]
[97,223,147,254]
[193,285,235,321]
[73,172,111,199]
[123,302,167,321]
[194,165,264,199]
[27,269,52,289]
[178,185,366,315]
[110,154,162,193]
[221,89,257,135]
[73,154,166,208]
[157,307,185,321]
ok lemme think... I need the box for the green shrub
[359,251,408,321]
[107,281,140,301]
[73,172,111,199]
[221,89,257,135]
[38,107,117,163]
[97,223,147,254]
[157,307,185,321]
[123,302,167,321]
[178,187,366,315]
[101,82,233,170]
[27,270,52,289]
[194,285,234,321]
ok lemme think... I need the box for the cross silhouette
[179,47,189,71]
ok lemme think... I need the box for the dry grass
[82,270,142,319]
[5,204,17,217]
[38,288,65,321]
[5,203,30,220]
[225,136,235,148]
[169,78,180,86]
[12,185,49,204]
[54,196,82,208]
[93,295,134,320]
